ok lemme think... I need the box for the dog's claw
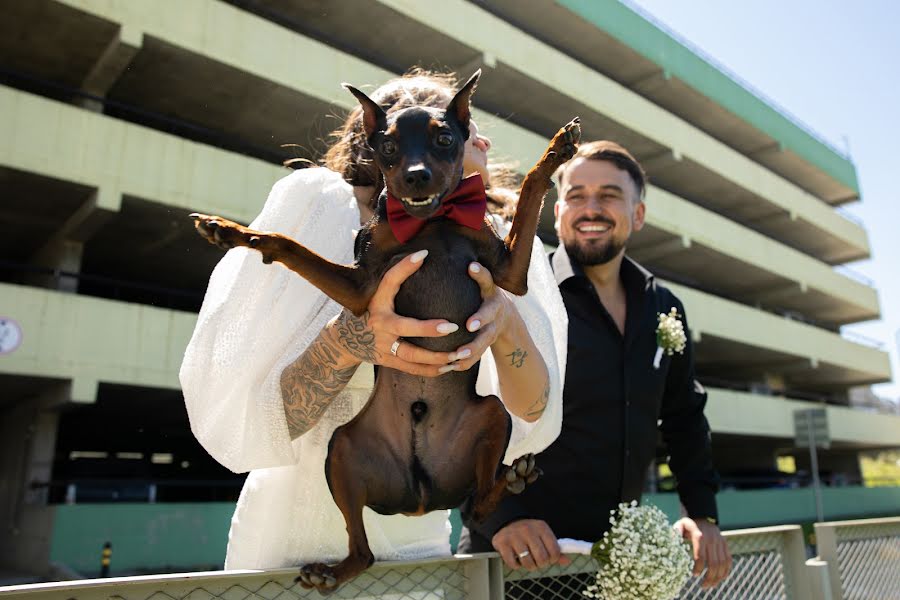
[298,563,339,593]
[506,454,540,494]
[507,479,526,494]
[515,459,529,476]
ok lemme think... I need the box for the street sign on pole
[794,408,829,522]
[794,407,830,449]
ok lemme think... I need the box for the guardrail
[2,518,898,599]
[814,516,900,600]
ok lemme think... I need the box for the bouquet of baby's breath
[583,501,692,600]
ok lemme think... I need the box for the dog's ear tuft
[343,83,388,138]
[446,69,480,136]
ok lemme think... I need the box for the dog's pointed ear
[446,70,480,136]
[343,84,387,138]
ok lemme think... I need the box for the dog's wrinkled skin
[191,71,580,593]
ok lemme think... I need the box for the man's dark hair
[554,140,647,200]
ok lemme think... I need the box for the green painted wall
[557,0,859,193]
[49,503,233,576]
[645,486,900,529]
[49,488,899,574]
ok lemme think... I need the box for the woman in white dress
[179,71,568,570]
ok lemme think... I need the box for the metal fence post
[781,526,814,600]
[464,557,491,600]
[814,523,844,600]
[805,558,834,600]
[486,556,505,600]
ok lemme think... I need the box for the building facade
[1,0,897,579]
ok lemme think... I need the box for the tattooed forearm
[506,347,528,368]
[334,310,380,363]
[281,332,359,439]
[525,381,550,418]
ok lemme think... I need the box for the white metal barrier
[814,516,900,600]
[1,519,898,600]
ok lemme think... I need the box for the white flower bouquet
[653,308,687,369]
[583,501,692,600]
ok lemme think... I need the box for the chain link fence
[501,526,809,600]
[4,519,900,600]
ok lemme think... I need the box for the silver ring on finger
[390,338,402,357]
[517,550,530,560]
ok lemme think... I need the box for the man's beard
[563,235,626,266]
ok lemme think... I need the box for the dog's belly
[342,368,499,516]
[389,227,483,352]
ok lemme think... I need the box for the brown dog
[191,71,579,592]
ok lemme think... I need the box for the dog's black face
[344,71,480,220]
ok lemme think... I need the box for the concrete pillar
[76,26,141,113]
[26,188,119,293]
[0,383,69,574]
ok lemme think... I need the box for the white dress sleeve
[179,168,360,473]
[476,218,567,464]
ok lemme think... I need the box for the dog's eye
[436,132,454,147]
[380,140,397,156]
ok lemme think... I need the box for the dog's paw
[544,117,581,169]
[295,563,338,593]
[504,453,541,494]
[189,213,270,257]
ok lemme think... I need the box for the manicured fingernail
[439,364,458,374]
[437,322,459,334]
[410,249,429,263]
[450,349,472,361]
[468,319,481,332]
[469,262,481,273]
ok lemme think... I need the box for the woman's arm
[447,261,550,423]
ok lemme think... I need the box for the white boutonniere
[654,307,686,369]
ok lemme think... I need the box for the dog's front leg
[191,214,374,315]
[493,118,581,295]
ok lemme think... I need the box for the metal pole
[807,418,824,522]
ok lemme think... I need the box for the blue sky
[628,0,900,400]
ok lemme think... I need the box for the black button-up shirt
[461,246,719,548]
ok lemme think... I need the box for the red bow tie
[386,174,487,243]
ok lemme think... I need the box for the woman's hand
[326,250,462,377]
[442,262,513,372]
[447,261,550,422]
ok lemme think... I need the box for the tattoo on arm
[506,347,528,368]
[335,310,380,363]
[525,381,550,418]
[281,332,359,439]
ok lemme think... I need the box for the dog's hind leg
[296,431,374,593]
[493,118,581,295]
[466,396,540,523]
[190,214,374,315]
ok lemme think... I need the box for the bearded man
[459,141,732,589]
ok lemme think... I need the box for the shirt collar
[552,243,654,292]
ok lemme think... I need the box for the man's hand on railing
[674,517,733,588]
[491,519,572,571]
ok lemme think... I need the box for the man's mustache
[574,216,616,229]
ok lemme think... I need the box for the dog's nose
[404,165,432,187]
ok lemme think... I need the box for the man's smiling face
[555,157,645,266]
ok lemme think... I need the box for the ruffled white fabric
[180,167,567,569]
